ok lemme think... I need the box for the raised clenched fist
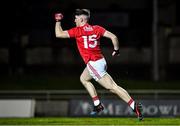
[55,13,63,22]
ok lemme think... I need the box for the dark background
[0,0,180,90]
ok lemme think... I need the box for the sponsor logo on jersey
[83,26,93,31]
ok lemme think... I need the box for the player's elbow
[111,35,118,42]
[55,33,67,38]
[56,31,69,38]
[55,34,62,38]
[111,34,118,40]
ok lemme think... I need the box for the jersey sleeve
[67,27,77,38]
[96,25,106,36]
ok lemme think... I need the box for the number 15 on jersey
[82,35,98,49]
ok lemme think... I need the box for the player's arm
[103,30,120,56]
[55,22,69,38]
[55,13,69,38]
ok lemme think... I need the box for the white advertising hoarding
[0,99,35,118]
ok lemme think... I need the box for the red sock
[128,98,135,110]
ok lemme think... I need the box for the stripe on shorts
[87,63,101,80]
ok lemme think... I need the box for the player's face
[74,15,82,26]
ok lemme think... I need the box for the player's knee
[80,75,86,85]
[80,75,83,83]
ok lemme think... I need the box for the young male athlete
[55,9,143,120]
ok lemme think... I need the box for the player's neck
[79,22,87,27]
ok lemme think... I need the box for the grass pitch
[0,117,180,126]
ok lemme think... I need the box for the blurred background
[0,0,180,118]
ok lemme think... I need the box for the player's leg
[97,73,131,103]
[97,73,143,120]
[80,67,96,97]
[80,67,104,114]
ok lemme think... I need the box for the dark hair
[75,9,90,17]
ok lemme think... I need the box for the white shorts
[87,58,107,81]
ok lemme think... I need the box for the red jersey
[68,23,106,64]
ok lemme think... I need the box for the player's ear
[80,17,83,22]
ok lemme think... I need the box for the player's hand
[55,13,63,22]
[112,49,120,56]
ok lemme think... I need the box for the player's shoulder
[92,25,105,30]
[92,24,103,28]
[69,26,78,31]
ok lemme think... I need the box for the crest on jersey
[83,26,93,31]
